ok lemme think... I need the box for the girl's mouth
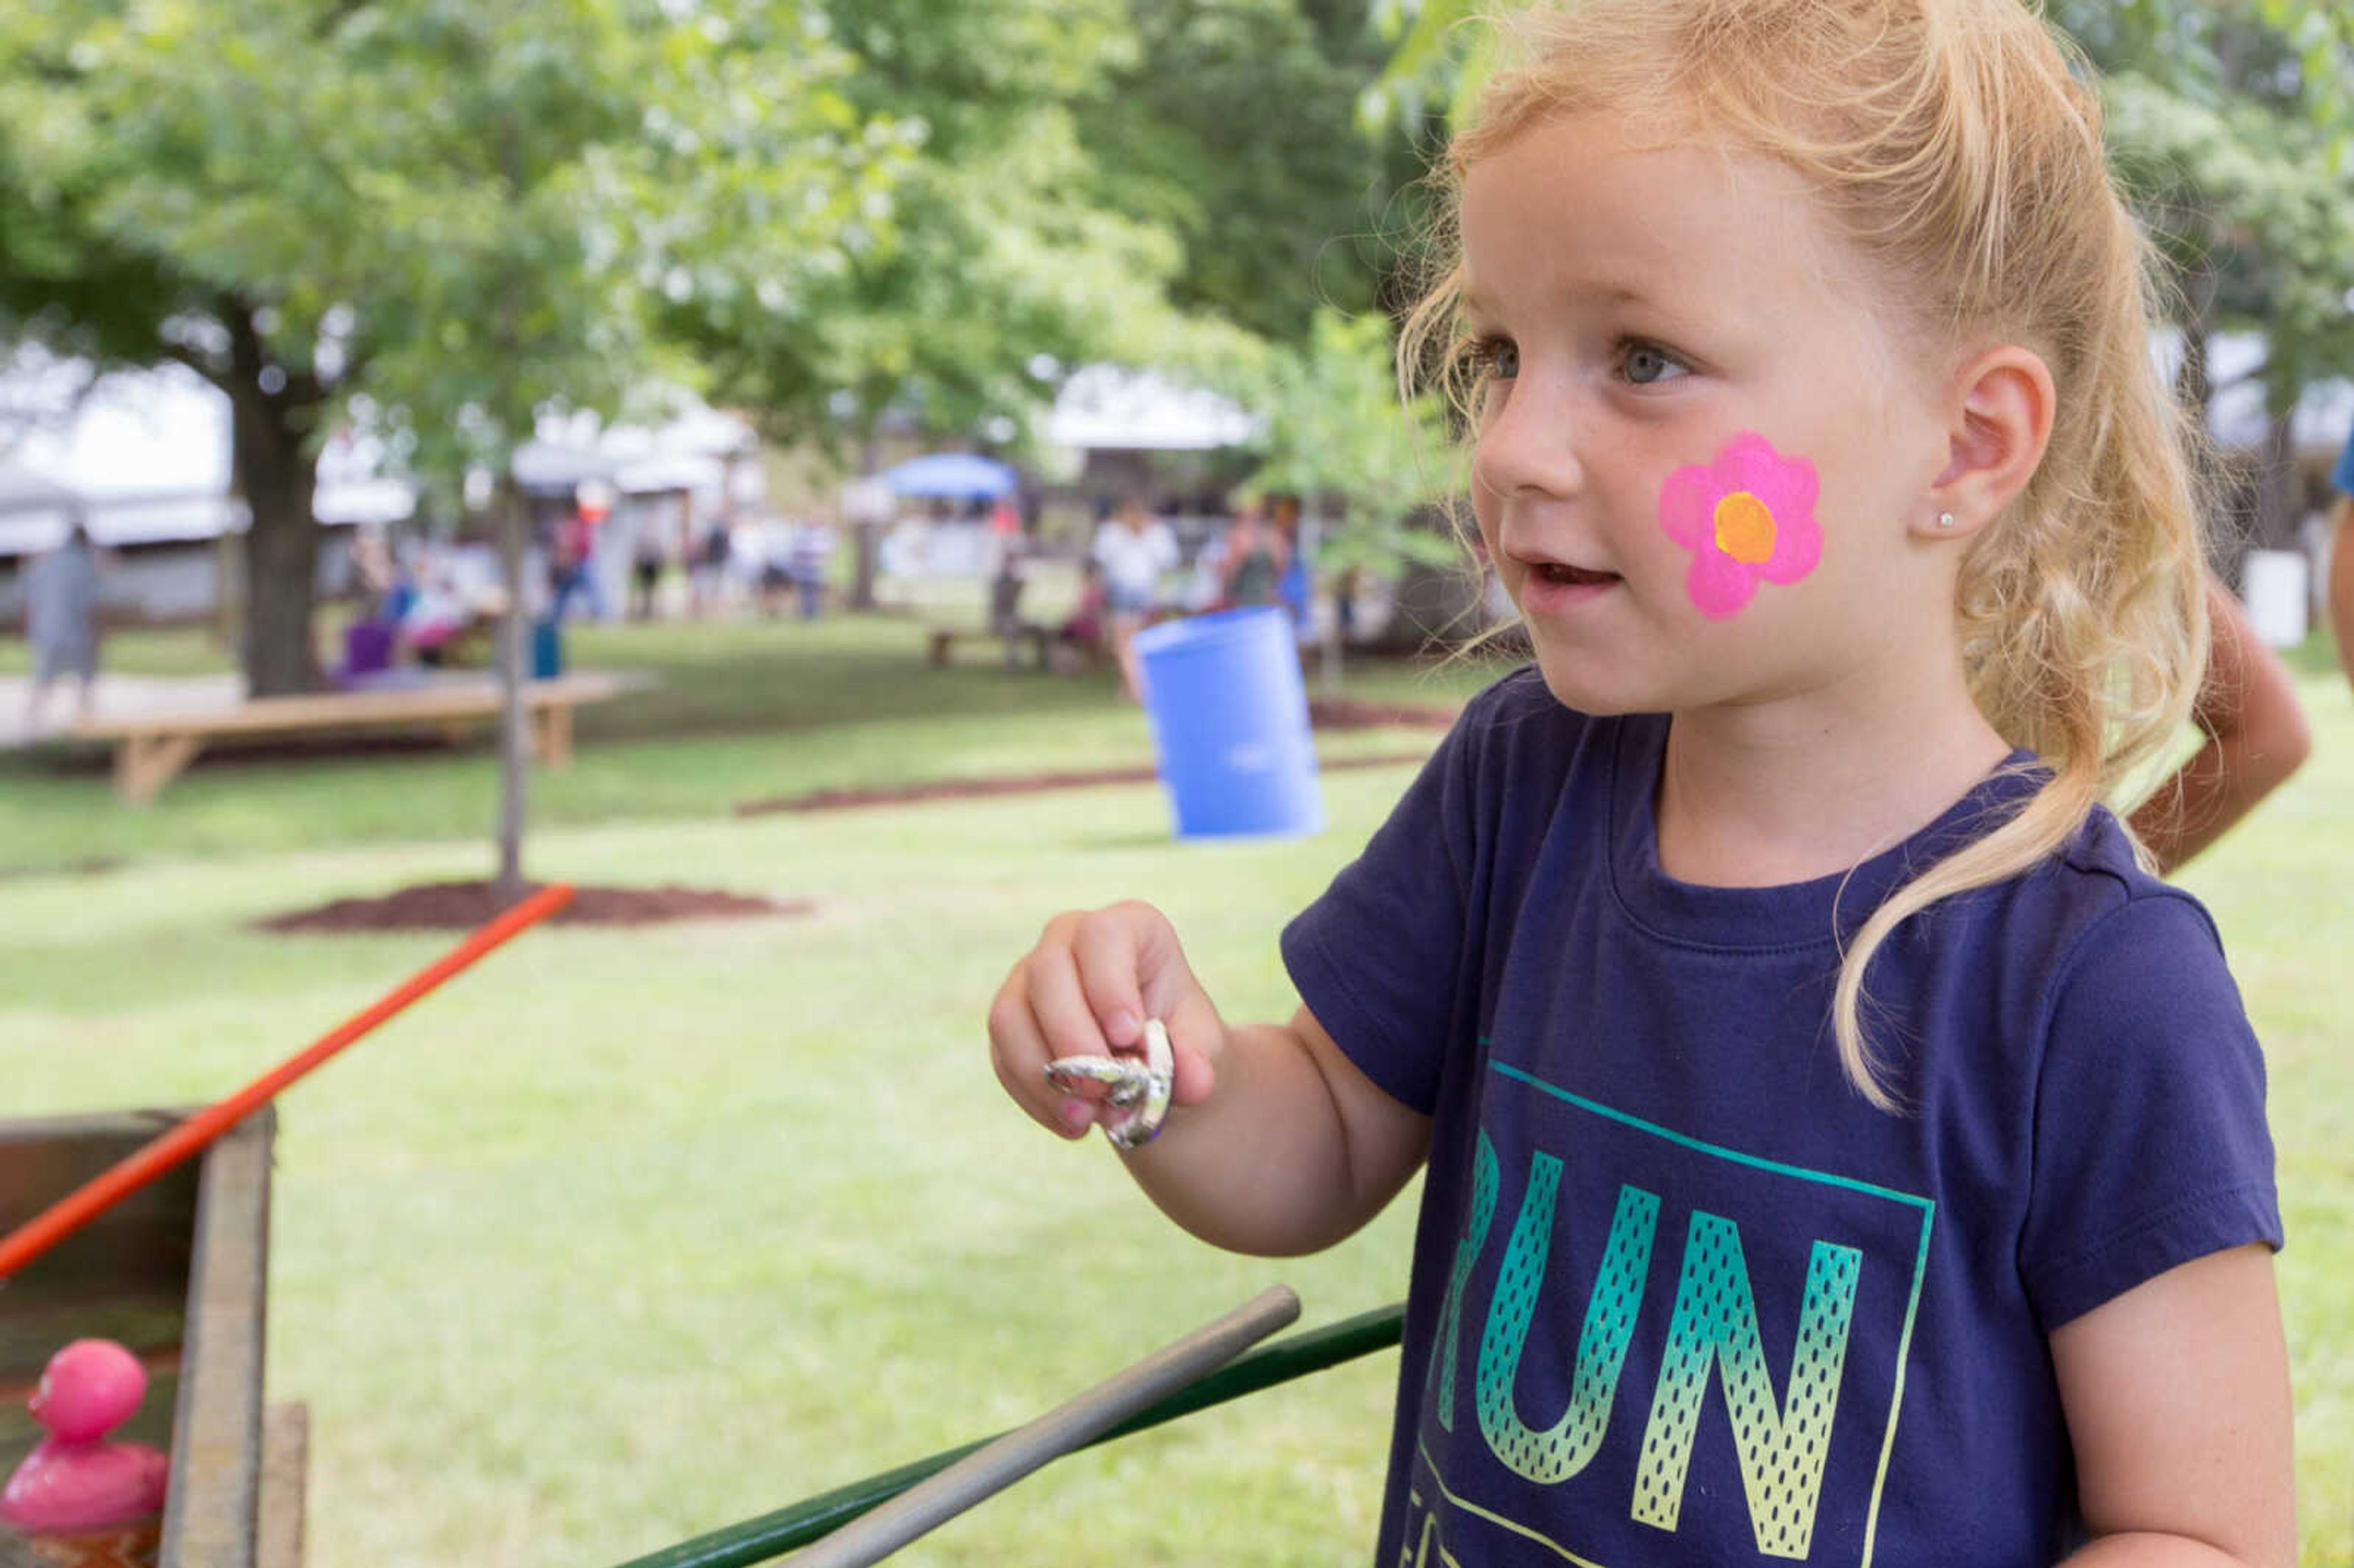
[1534,562,1618,587]
[1518,558,1623,615]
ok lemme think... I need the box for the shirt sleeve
[1279,691,1490,1116]
[2334,424,2354,497]
[2019,891,2281,1330]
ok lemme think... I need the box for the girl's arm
[988,903,1430,1255]
[2050,1244,2296,1567]
[1121,1005,1430,1255]
[2128,576,2309,875]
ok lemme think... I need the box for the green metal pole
[608,1302,1406,1568]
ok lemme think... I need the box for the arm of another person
[2051,1244,2296,1567]
[988,902,1431,1256]
[2128,574,2309,875]
[2332,496,2354,695]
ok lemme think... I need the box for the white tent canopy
[1,346,767,558]
[1045,363,1260,452]
[511,402,761,506]
[0,346,400,557]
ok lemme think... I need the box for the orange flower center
[1712,492,1777,565]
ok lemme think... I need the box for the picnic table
[924,621,1061,671]
[69,672,632,804]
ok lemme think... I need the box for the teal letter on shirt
[1474,1157,1661,1483]
[1631,1211,1861,1558]
[1426,1133,1501,1431]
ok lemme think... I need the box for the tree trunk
[1301,500,1341,696]
[850,425,882,612]
[228,382,322,698]
[2253,410,2299,552]
[494,476,531,903]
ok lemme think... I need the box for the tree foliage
[691,3,1203,454]
[1075,0,1397,342]
[0,0,904,699]
[2055,1,2354,416]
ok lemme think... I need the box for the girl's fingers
[1071,907,1159,1050]
[986,973,1064,1136]
[992,903,1221,1143]
[1024,934,1114,1066]
[988,964,1099,1140]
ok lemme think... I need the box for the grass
[1,584,1502,876]
[0,769,1434,1568]
[0,595,2348,1565]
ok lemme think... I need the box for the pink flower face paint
[1658,432,1824,620]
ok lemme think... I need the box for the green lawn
[0,605,2347,1566]
[2,596,1502,876]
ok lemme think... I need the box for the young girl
[988,1,2294,1562]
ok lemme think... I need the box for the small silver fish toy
[1043,1018,1175,1150]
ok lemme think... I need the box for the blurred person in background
[23,516,102,734]
[1091,494,1178,701]
[1217,499,1291,610]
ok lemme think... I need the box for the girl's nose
[1471,380,1585,504]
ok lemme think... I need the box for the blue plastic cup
[1132,607,1324,839]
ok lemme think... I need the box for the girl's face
[1461,112,1959,717]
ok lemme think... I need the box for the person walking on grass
[989,4,2293,1563]
[24,519,102,736]
[1090,495,1178,701]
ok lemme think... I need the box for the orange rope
[0,881,575,1283]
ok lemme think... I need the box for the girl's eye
[1476,338,1520,381]
[1621,341,1691,386]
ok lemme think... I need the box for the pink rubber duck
[0,1340,169,1534]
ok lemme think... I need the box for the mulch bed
[1302,697,1459,731]
[736,698,1458,818]
[258,879,809,933]
[252,702,1465,927]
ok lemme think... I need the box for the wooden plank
[256,1404,307,1568]
[533,701,573,767]
[158,1111,273,1568]
[118,733,207,805]
[72,674,626,743]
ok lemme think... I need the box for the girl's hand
[988,902,1224,1141]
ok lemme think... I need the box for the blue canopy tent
[878,452,1018,501]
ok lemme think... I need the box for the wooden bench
[924,623,1061,672]
[69,672,633,804]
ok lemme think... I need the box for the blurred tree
[0,1,894,701]
[0,1,900,895]
[1075,0,1393,341]
[2059,1,2354,555]
[676,0,1227,605]
[679,0,1449,608]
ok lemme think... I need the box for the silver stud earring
[1936,511,1957,530]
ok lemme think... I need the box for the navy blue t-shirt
[1282,668,2279,1568]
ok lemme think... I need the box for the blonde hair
[1398,0,2209,1111]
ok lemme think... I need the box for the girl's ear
[1918,345,2055,539]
